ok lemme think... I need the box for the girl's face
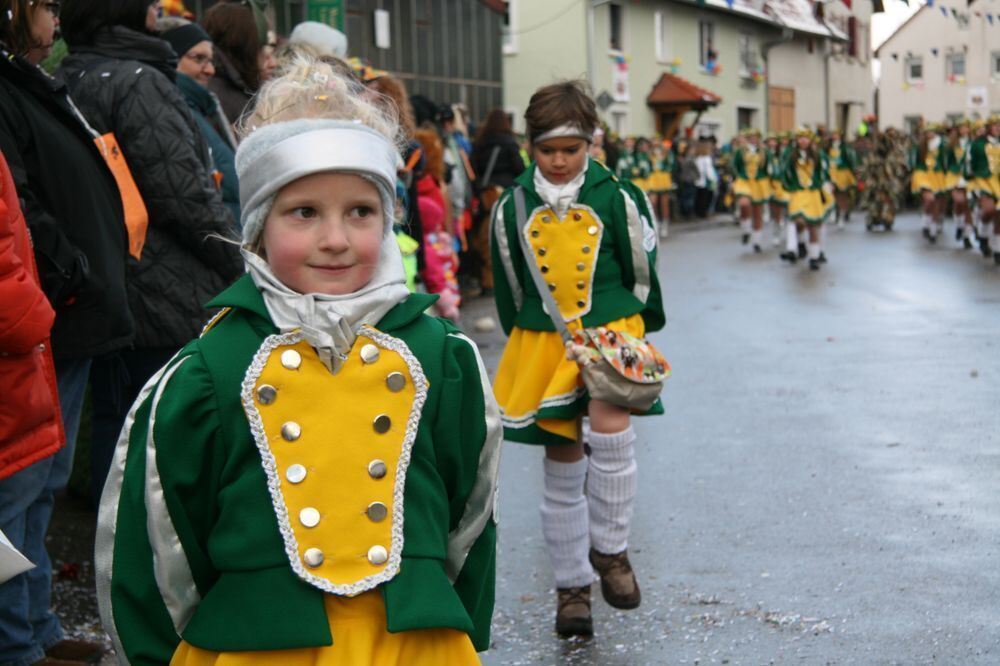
[26,1,59,65]
[262,172,384,295]
[532,137,588,185]
[796,136,811,150]
[258,31,278,82]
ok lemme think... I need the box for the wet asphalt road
[51,211,999,664]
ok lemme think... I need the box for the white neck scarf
[533,159,588,218]
[242,234,410,374]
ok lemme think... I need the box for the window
[737,107,758,131]
[991,51,1000,78]
[654,10,670,62]
[905,56,923,83]
[611,110,628,136]
[846,16,857,58]
[609,3,624,52]
[738,33,756,77]
[903,115,921,137]
[946,53,966,79]
[699,21,715,68]
[502,0,517,55]
[946,113,964,125]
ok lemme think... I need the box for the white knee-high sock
[587,427,638,555]
[785,221,798,252]
[808,242,821,260]
[740,217,751,233]
[540,457,593,588]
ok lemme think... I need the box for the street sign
[596,91,614,110]
[307,0,344,30]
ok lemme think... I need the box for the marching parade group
[606,114,1000,271]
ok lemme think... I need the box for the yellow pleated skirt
[911,170,944,195]
[788,190,833,226]
[493,313,645,444]
[646,171,674,192]
[732,178,772,204]
[829,167,856,192]
[170,591,479,666]
[971,175,1000,200]
[770,180,790,206]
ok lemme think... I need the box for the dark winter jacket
[176,72,240,223]
[472,133,525,193]
[0,151,63,481]
[0,48,133,360]
[57,27,243,350]
[207,49,253,125]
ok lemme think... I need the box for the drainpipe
[587,0,612,93]
[760,27,793,131]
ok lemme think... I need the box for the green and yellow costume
[782,147,832,225]
[97,275,499,665]
[490,160,665,445]
[827,140,857,193]
[731,145,772,204]
[968,135,1000,201]
[909,140,946,195]
[646,150,675,193]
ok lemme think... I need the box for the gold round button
[531,229,540,238]
[538,247,547,256]
[540,265,549,274]
[542,215,551,223]
[286,464,307,484]
[587,225,598,235]
[547,283,556,292]
[280,349,302,370]
[576,300,586,308]
[368,459,388,479]
[577,262,586,271]
[303,548,324,568]
[360,344,380,364]
[367,545,388,565]
[582,246,591,254]
[577,281,585,289]
[256,384,277,405]
[386,372,406,392]
[373,414,391,434]
[573,213,582,221]
[299,507,320,528]
[366,502,388,522]
[281,421,301,442]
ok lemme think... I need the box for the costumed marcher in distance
[97,57,501,664]
[909,122,947,243]
[730,128,772,252]
[942,120,974,247]
[614,135,639,184]
[490,80,666,637]
[781,127,833,270]
[859,126,908,232]
[967,114,1000,263]
[765,132,789,247]
[825,129,857,228]
[647,138,676,239]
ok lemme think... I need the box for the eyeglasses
[183,53,213,67]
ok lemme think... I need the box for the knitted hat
[288,21,348,59]
[161,23,212,60]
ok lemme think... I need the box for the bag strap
[513,187,573,344]
[480,145,501,190]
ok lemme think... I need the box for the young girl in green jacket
[491,80,665,637]
[97,59,500,666]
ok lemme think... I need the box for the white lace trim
[240,328,428,596]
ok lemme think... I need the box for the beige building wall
[877,6,1000,129]
[768,36,830,130]
[825,0,875,134]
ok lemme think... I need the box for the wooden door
[768,86,795,132]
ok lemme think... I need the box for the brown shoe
[555,585,594,637]
[589,548,641,609]
[44,639,104,663]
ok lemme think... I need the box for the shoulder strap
[513,187,573,343]
[480,146,501,189]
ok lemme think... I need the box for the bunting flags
[940,6,948,16]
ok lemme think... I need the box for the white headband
[236,120,398,244]
[532,123,593,145]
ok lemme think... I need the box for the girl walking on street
[781,128,833,271]
[491,80,665,637]
[97,59,500,665]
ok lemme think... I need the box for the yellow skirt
[632,176,650,191]
[829,167,856,192]
[943,172,966,191]
[770,180,790,205]
[493,313,646,444]
[646,171,674,192]
[971,175,1000,200]
[911,170,944,195]
[788,189,832,226]
[170,591,479,666]
[732,178,771,204]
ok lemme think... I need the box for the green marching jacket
[490,160,665,337]
[780,147,829,192]
[96,275,501,665]
[968,136,997,179]
[731,147,771,181]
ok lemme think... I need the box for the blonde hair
[238,56,403,152]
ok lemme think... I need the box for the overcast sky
[870,0,922,50]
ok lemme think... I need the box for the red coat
[0,152,63,481]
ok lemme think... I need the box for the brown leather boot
[555,585,593,637]
[43,639,104,663]
[589,548,641,609]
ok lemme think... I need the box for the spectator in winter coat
[57,0,243,506]
[159,17,241,222]
[201,0,276,125]
[0,1,132,660]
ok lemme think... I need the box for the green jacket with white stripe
[490,159,665,336]
[96,274,500,665]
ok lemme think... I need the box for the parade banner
[967,86,988,112]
